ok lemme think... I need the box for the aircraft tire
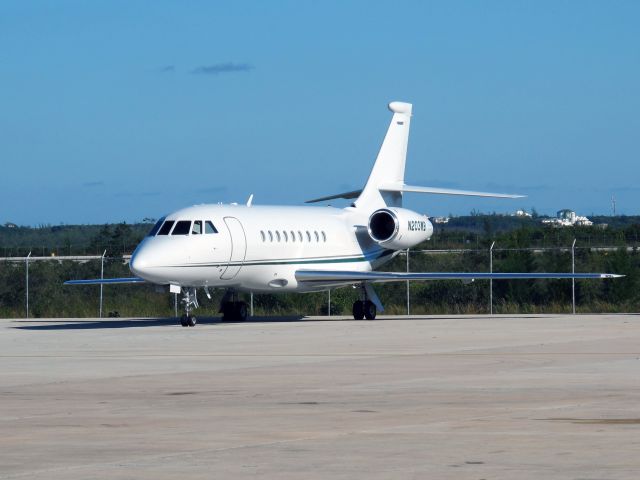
[221,302,234,321]
[364,301,376,320]
[187,315,197,327]
[352,300,365,320]
[180,315,189,327]
[234,302,248,322]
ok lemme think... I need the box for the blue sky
[1,1,638,225]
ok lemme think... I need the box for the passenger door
[220,217,247,280]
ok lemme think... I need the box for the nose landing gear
[180,314,197,327]
[179,287,198,327]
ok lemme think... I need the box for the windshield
[171,220,191,235]
[157,220,175,235]
[146,216,166,237]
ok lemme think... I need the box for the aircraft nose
[130,246,150,278]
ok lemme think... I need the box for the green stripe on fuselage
[172,249,394,268]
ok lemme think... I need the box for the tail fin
[354,101,412,210]
[305,101,524,206]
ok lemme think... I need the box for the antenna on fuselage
[246,194,254,207]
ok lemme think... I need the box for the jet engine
[367,207,433,250]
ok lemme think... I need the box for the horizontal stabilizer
[379,183,525,199]
[305,184,524,204]
[296,270,622,284]
[64,277,147,285]
[305,190,362,204]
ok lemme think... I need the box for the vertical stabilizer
[354,101,412,210]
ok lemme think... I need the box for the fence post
[174,293,178,317]
[328,289,331,316]
[572,238,576,315]
[25,252,31,318]
[406,248,410,315]
[99,250,106,318]
[489,241,495,315]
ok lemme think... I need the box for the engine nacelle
[367,208,433,250]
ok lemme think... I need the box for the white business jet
[66,102,621,326]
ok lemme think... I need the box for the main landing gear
[352,284,377,320]
[219,291,249,322]
[221,301,249,322]
[176,287,250,326]
[352,300,377,320]
[180,287,198,327]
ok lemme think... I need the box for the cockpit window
[205,221,218,234]
[157,220,175,235]
[147,217,166,237]
[172,220,191,235]
[192,221,202,235]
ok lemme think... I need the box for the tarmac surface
[1,313,639,479]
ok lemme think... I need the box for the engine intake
[368,209,399,243]
[367,207,433,250]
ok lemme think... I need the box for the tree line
[0,219,638,318]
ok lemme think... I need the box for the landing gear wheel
[180,314,189,327]
[352,300,364,320]
[221,302,234,321]
[187,315,197,327]
[221,301,248,322]
[234,302,248,322]
[364,300,377,320]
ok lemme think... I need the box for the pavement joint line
[1,352,640,358]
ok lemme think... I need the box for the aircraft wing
[295,270,622,285]
[64,277,147,285]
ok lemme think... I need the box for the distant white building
[542,209,593,227]
[432,217,450,224]
[513,209,532,218]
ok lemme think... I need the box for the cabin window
[298,231,303,242]
[283,231,288,242]
[268,230,273,242]
[192,221,202,235]
[158,220,175,235]
[172,220,191,235]
[290,230,296,242]
[314,231,319,242]
[205,221,218,234]
[260,230,266,242]
[276,231,281,242]
[321,231,326,242]
[306,231,311,242]
[147,217,166,237]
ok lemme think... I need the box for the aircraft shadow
[12,312,610,331]
[12,315,317,330]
